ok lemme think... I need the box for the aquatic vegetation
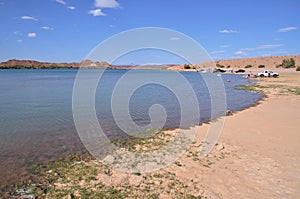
[236,84,300,95]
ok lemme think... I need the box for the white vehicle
[257,70,279,78]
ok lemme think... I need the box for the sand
[168,54,300,73]
[187,72,300,198]
[121,72,300,198]
[17,73,300,198]
[204,55,300,70]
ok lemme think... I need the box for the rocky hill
[0,59,111,69]
[1,55,300,71]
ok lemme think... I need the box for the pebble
[216,143,225,151]
[20,195,34,199]
[226,110,233,116]
[103,155,115,164]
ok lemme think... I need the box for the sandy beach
[2,0,299,198]
[12,72,297,198]
[192,72,300,198]
[148,73,300,198]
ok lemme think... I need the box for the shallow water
[0,69,262,185]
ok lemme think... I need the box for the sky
[0,0,299,64]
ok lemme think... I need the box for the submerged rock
[226,109,233,116]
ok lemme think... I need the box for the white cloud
[170,37,180,41]
[27,33,37,38]
[211,50,225,54]
[241,47,255,51]
[55,0,66,5]
[241,44,284,51]
[16,39,23,43]
[21,16,38,21]
[258,44,284,49]
[88,9,106,16]
[95,0,120,8]
[68,6,76,10]
[219,29,237,33]
[234,51,246,55]
[278,26,298,32]
[220,44,231,48]
[266,50,289,55]
[13,31,21,35]
[41,26,54,30]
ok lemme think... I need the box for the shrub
[216,63,224,68]
[245,65,252,68]
[258,65,265,68]
[183,64,191,69]
[296,66,300,71]
[281,58,296,68]
[227,65,231,68]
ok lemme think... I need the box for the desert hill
[0,59,111,69]
[1,55,299,72]
[194,55,300,71]
[209,54,300,69]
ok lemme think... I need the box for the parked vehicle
[244,74,257,78]
[257,70,279,78]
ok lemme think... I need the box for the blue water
[0,69,262,184]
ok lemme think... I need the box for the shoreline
[201,73,300,198]
[3,73,300,198]
[0,70,259,190]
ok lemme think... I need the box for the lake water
[0,69,262,185]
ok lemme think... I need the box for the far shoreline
[1,54,299,72]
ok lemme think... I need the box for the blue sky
[0,0,299,64]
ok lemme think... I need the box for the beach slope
[194,73,300,198]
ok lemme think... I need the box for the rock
[20,194,34,199]
[15,188,35,198]
[216,143,225,151]
[16,189,26,195]
[55,170,61,177]
[103,155,115,164]
[136,162,158,172]
[105,168,113,176]
[129,175,144,186]
[67,193,75,199]
[226,109,233,116]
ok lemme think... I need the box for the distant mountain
[0,59,177,70]
[2,55,299,71]
[79,60,111,68]
[0,59,111,69]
